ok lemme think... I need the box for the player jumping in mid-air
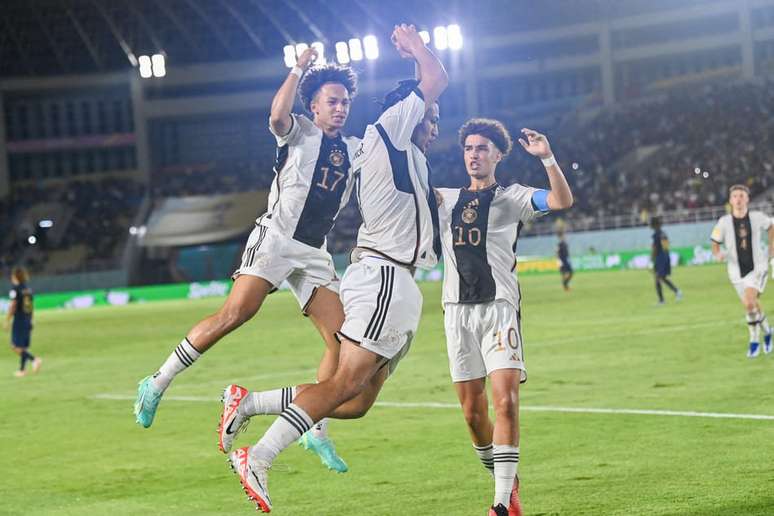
[134,48,363,472]
[225,24,447,512]
[557,230,573,291]
[4,266,42,377]
[650,217,682,304]
[436,119,572,516]
[711,184,774,358]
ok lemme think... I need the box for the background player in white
[134,48,359,471]
[436,119,572,516]
[225,24,447,512]
[711,184,774,358]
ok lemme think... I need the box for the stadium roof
[0,0,723,79]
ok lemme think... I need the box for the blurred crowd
[4,77,774,277]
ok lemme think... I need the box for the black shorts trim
[335,331,361,345]
[301,286,319,317]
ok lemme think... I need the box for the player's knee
[745,301,758,313]
[461,403,486,429]
[217,305,255,331]
[492,393,518,421]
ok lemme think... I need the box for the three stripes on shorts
[364,265,395,341]
[242,225,268,269]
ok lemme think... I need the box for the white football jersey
[711,210,771,281]
[437,183,547,307]
[351,89,438,270]
[260,113,361,249]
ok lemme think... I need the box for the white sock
[250,403,314,465]
[473,443,494,477]
[239,386,297,417]
[493,445,519,507]
[759,313,771,336]
[310,418,329,439]
[747,312,761,343]
[152,338,201,391]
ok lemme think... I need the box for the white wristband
[290,66,303,78]
[541,155,557,167]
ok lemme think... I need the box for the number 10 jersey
[437,183,547,307]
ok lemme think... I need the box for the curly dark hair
[458,118,513,157]
[298,64,358,112]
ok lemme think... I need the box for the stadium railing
[529,202,774,236]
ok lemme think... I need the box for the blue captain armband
[531,189,550,212]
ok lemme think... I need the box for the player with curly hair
[134,48,367,473]
[436,118,573,516]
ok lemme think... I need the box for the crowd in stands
[0,178,144,275]
[4,76,774,279]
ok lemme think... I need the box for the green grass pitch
[2,264,774,515]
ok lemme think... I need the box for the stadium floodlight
[419,30,430,44]
[27,235,37,245]
[151,54,166,78]
[363,35,379,60]
[447,24,463,50]
[433,26,448,50]
[283,45,297,67]
[138,55,153,78]
[311,41,326,64]
[335,41,350,64]
[38,219,54,228]
[348,38,363,61]
[129,226,138,235]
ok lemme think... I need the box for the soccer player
[436,119,573,516]
[650,217,682,304]
[711,184,774,357]
[4,266,41,377]
[225,24,447,512]
[557,230,573,291]
[134,48,361,471]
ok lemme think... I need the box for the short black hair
[458,118,513,156]
[380,79,420,113]
[650,216,662,228]
[298,64,358,112]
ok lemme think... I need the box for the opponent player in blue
[650,217,682,304]
[4,267,41,377]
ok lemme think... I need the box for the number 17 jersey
[261,113,361,249]
[437,183,547,307]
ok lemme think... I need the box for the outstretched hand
[518,128,552,159]
[296,47,319,71]
[391,24,423,59]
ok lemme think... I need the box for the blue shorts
[11,326,31,348]
[655,254,671,277]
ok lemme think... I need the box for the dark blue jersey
[652,229,670,257]
[9,283,33,329]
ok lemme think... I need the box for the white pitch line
[93,394,774,421]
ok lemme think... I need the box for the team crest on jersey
[462,207,478,224]
[329,148,345,167]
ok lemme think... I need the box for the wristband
[541,155,557,167]
[290,66,303,78]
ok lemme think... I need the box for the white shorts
[337,257,422,376]
[232,224,339,311]
[732,269,768,301]
[444,300,526,383]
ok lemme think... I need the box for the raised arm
[269,48,318,137]
[518,128,574,210]
[392,24,448,107]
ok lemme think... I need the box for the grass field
[2,264,774,515]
